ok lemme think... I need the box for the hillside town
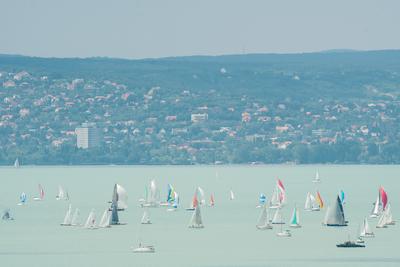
[1,53,400,164]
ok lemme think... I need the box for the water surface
[0,165,398,267]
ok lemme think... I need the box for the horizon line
[1,48,400,61]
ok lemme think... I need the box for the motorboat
[336,240,365,248]
[132,244,155,253]
[276,229,291,237]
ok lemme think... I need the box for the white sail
[272,208,284,224]
[324,196,347,226]
[270,181,285,208]
[14,158,20,168]
[112,184,128,210]
[370,195,381,217]
[229,190,235,200]
[256,204,272,229]
[57,186,69,200]
[71,208,80,226]
[143,180,159,207]
[189,205,204,228]
[117,184,128,209]
[304,192,312,211]
[141,210,151,224]
[376,212,388,228]
[61,204,72,226]
[270,188,279,208]
[198,187,205,205]
[384,203,395,225]
[99,209,111,228]
[360,217,374,237]
[323,206,330,225]
[84,210,97,229]
[310,194,320,211]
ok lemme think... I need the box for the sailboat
[289,206,301,228]
[142,180,160,207]
[186,189,199,211]
[98,208,111,228]
[359,217,374,237]
[370,186,388,218]
[167,191,179,211]
[111,183,128,210]
[17,192,27,205]
[269,179,285,209]
[304,192,320,211]
[271,208,285,224]
[160,184,175,206]
[71,208,81,226]
[384,203,395,225]
[209,193,215,207]
[312,171,321,183]
[14,158,20,168]
[323,195,347,226]
[2,209,14,220]
[56,186,69,201]
[61,204,73,226]
[229,190,235,201]
[256,204,272,230]
[84,210,98,229]
[141,209,151,224]
[33,184,45,201]
[188,205,204,229]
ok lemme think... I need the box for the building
[191,113,208,123]
[75,123,102,149]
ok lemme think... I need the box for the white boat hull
[276,231,291,237]
[256,225,272,230]
[189,225,204,229]
[132,246,155,253]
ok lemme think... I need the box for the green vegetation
[1,50,400,165]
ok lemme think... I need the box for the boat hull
[189,225,204,229]
[132,246,155,253]
[256,225,272,230]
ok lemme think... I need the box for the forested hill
[1,50,400,165]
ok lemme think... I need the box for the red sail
[193,194,198,208]
[277,179,285,191]
[379,186,388,210]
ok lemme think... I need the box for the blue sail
[110,202,119,225]
[339,190,345,205]
[259,194,266,205]
[20,192,27,203]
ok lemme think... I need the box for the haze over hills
[1,50,400,165]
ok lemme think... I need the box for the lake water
[0,165,399,267]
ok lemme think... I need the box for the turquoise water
[0,165,399,267]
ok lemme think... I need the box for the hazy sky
[1,0,399,59]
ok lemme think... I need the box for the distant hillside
[1,50,400,165]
